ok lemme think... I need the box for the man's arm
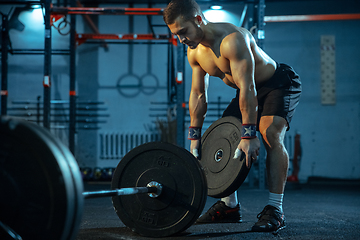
[188,50,207,127]
[187,49,207,158]
[222,32,260,167]
[223,32,257,123]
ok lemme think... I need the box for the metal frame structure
[0,1,178,153]
[1,12,9,116]
[265,13,360,22]
[42,0,179,153]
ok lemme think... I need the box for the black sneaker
[196,201,242,224]
[252,205,286,233]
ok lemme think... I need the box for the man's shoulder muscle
[187,47,199,67]
[220,30,252,61]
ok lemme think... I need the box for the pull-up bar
[265,13,360,22]
[76,33,177,46]
[51,7,163,15]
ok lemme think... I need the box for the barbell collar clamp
[147,181,163,198]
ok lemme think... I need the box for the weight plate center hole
[215,149,223,162]
[147,181,163,198]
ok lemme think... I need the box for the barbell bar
[82,181,162,199]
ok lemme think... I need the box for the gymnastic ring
[139,73,159,96]
[57,18,71,36]
[116,74,142,98]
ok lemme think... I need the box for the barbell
[0,116,249,239]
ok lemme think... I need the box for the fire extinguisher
[287,132,301,182]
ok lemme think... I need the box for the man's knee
[261,127,281,149]
[259,116,287,149]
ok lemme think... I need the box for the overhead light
[32,5,42,9]
[31,8,44,23]
[204,9,237,23]
[210,5,223,10]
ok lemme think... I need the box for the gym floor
[76,179,360,240]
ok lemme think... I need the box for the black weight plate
[0,116,83,240]
[201,116,250,198]
[55,144,84,240]
[111,142,207,237]
[32,119,84,240]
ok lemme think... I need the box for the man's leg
[252,115,288,232]
[221,191,238,208]
[259,115,288,195]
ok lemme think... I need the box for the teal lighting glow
[210,5,223,10]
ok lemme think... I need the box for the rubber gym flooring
[76,179,360,240]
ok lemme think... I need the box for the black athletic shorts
[222,63,302,130]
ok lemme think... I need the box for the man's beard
[186,27,204,49]
[187,42,198,49]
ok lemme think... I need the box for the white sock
[221,191,238,208]
[268,192,284,212]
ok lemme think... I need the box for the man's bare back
[187,23,277,89]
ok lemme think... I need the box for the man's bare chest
[196,50,231,78]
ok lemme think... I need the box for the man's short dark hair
[163,0,202,25]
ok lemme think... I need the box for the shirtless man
[163,0,301,232]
